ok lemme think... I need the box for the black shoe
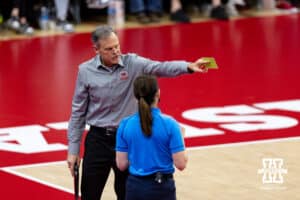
[136,12,151,24]
[56,19,74,32]
[17,23,34,35]
[148,12,161,23]
[210,5,229,20]
[170,9,190,23]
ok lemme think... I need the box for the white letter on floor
[0,125,67,153]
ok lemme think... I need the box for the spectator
[276,0,298,12]
[54,0,74,32]
[129,0,163,24]
[226,0,245,17]
[197,0,229,20]
[210,0,230,20]
[6,0,34,35]
[170,0,190,23]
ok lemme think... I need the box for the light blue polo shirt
[116,108,185,176]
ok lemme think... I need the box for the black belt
[132,172,173,183]
[90,126,117,136]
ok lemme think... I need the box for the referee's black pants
[81,126,128,200]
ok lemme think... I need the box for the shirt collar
[151,107,161,114]
[95,54,124,70]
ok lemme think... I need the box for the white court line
[1,160,66,170]
[187,136,300,150]
[0,136,300,194]
[1,165,74,194]
[46,121,90,130]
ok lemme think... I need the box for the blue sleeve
[116,119,128,152]
[168,118,185,154]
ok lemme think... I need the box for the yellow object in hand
[202,57,219,69]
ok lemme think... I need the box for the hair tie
[138,95,144,100]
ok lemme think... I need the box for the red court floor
[0,14,300,199]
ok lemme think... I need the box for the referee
[116,75,187,200]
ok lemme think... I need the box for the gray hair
[91,25,115,44]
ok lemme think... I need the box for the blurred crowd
[0,0,299,35]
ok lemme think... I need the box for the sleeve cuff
[171,145,185,154]
[68,142,80,155]
[187,65,194,73]
[116,146,128,152]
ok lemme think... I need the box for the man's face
[96,33,121,67]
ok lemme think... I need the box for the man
[67,25,209,200]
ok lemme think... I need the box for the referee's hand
[67,154,80,177]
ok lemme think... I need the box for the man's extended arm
[128,54,208,76]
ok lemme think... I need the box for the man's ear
[93,44,99,53]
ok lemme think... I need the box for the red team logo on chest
[119,71,129,80]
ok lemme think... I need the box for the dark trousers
[81,126,128,200]
[126,174,176,200]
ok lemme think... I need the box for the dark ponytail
[138,97,152,136]
[133,75,158,137]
